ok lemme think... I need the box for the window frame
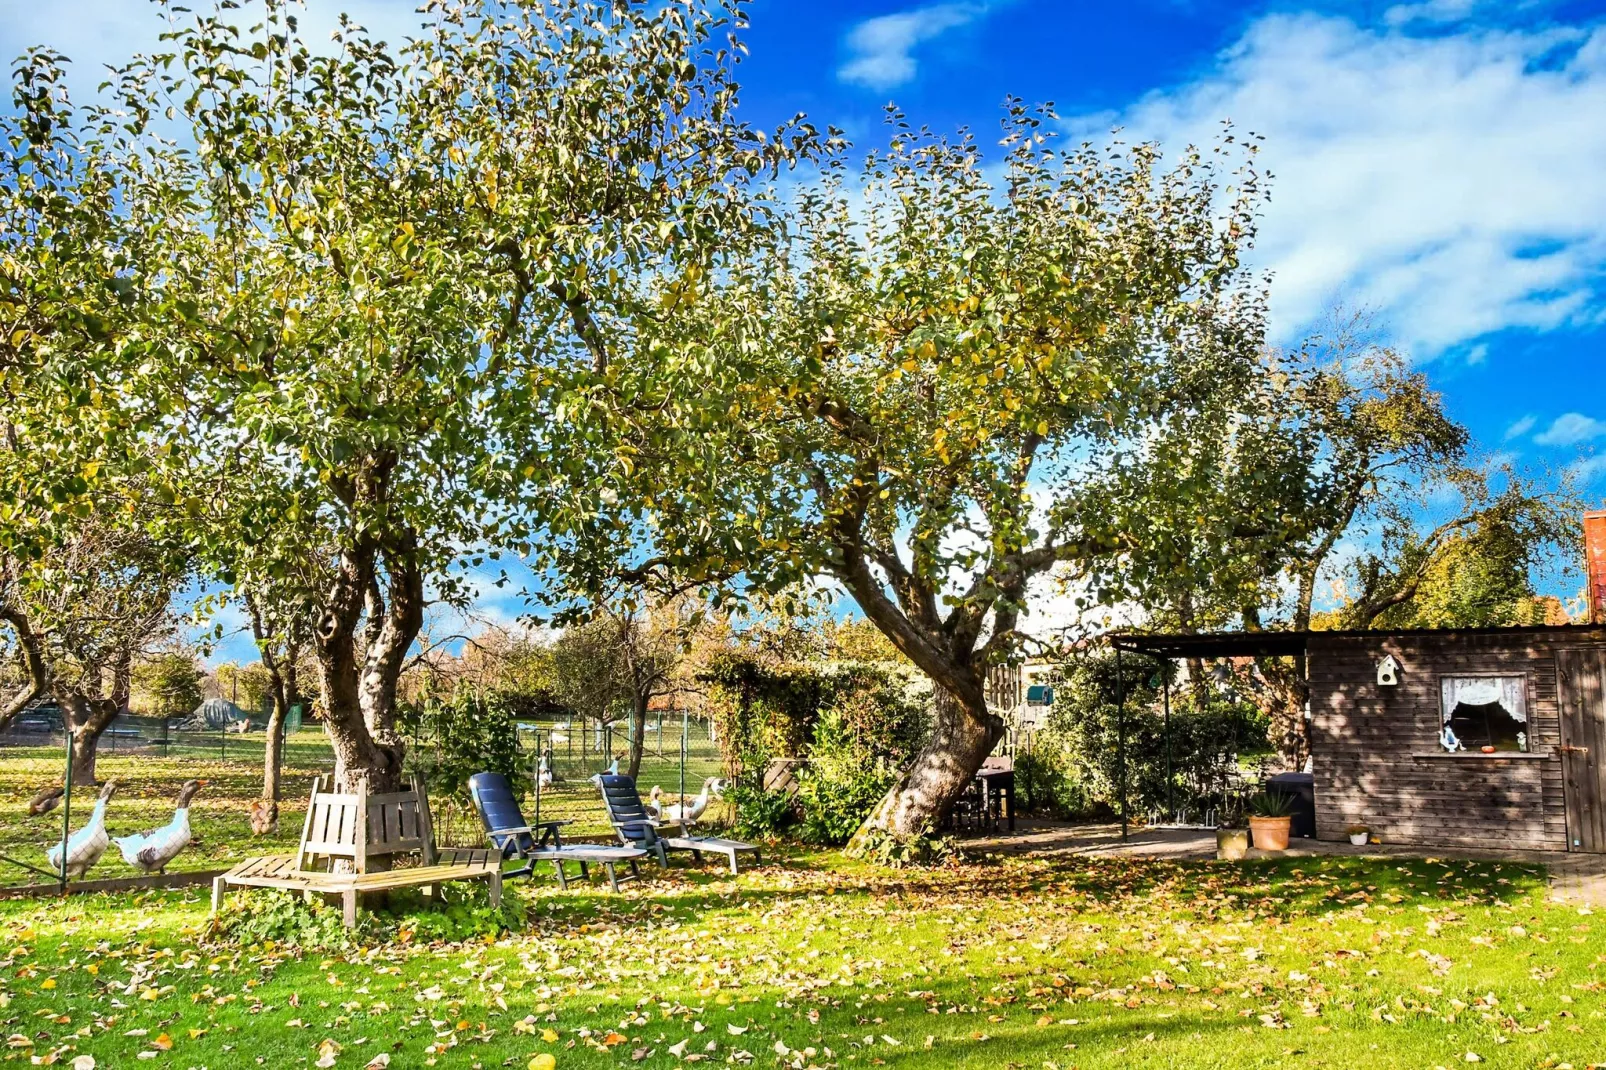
[1437,672,1532,753]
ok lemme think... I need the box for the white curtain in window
[1440,676,1527,722]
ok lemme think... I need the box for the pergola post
[1116,644,1127,842]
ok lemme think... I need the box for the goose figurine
[657,777,727,827]
[46,780,117,879]
[645,784,665,822]
[537,751,554,791]
[113,779,206,874]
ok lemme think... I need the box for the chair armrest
[614,820,661,842]
[491,825,536,836]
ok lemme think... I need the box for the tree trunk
[0,605,50,734]
[626,691,649,781]
[60,693,120,787]
[854,681,1002,840]
[310,541,412,797]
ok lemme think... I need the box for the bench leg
[488,871,502,910]
[551,859,569,890]
[629,859,641,880]
[579,861,591,881]
[691,850,703,863]
[342,890,358,929]
[727,850,739,876]
[604,862,620,893]
[211,876,227,913]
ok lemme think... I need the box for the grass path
[0,851,1602,1068]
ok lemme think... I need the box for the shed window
[1440,676,1528,752]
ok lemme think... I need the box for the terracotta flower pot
[1216,828,1249,860]
[1249,815,1292,852]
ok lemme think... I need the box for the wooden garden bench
[213,776,502,927]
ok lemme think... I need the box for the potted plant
[1247,791,1296,851]
[1345,823,1370,846]
[1216,798,1249,861]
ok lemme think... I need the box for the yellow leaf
[40,979,55,990]
[529,1056,556,1070]
[151,1034,173,1051]
[540,1028,558,1043]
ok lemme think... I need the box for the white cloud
[1567,455,1606,483]
[1504,414,1538,440]
[0,1,439,102]
[1535,411,1606,446]
[1067,13,1606,355]
[838,2,983,90]
[1384,0,1490,28]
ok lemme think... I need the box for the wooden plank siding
[1308,630,1606,853]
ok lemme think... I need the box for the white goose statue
[113,779,206,874]
[47,780,118,879]
[656,777,727,827]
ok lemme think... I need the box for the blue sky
[5,0,1605,658]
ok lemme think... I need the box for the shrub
[847,826,964,868]
[401,686,528,803]
[727,784,796,838]
[794,680,925,846]
[703,653,831,778]
[1026,651,1271,819]
[210,884,525,951]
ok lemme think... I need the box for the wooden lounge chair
[213,775,502,927]
[467,772,648,892]
[596,774,761,875]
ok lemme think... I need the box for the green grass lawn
[1,850,1602,1068]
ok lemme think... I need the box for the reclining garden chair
[467,772,648,893]
[595,773,761,875]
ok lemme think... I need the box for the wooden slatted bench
[213,777,503,927]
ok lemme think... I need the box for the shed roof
[1108,623,1606,659]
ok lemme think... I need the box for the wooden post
[354,788,369,875]
[1162,660,1174,821]
[58,733,73,894]
[1116,645,1128,843]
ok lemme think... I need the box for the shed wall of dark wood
[1307,631,1605,852]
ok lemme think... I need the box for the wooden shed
[1114,625,1606,854]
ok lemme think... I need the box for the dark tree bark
[248,594,303,832]
[59,689,124,787]
[626,690,650,781]
[0,605,50,733]
[858,682,1001,839]
[307,474,425,798]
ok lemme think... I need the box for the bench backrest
[596,774,657,847]
[467,771,533,858]
[294,774,437,874]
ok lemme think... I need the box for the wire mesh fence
[0,709,334,889]
[417,714,730,849]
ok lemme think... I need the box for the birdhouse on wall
[1376,654,1400,687]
